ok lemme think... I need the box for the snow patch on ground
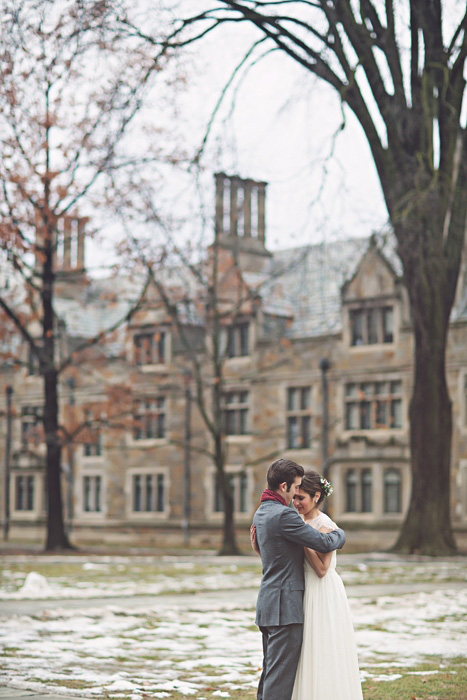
[17,572,55,598]
[0,555,466,698]
[0,569,262,600]
[1,587,466,697]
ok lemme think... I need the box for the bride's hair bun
[300,471,334,503]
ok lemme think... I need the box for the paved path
[0,580,466,618]
[0,690,73,700]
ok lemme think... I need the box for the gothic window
[345,381,402,430]
[27,345,41,376]
[384,469,402,513]
[350,306,394,346]
[361,469,373,513]
[382,308,394,343]
[287,387,311,449]
[214,472,249,513]
[239,472,248,512]
[345,470,358,512]
[83,409,103,457]
[83,475,102,512]
[132,474,165,513]
[134,330,166,365]
[15,475,34,511]
[226,322,250,357]
[222,391,249,435]
[345,468,375,513]
[133,397,166,440]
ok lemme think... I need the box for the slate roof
[45,234,413,343]
[54,298,132,340]
[3,232,465,356]
[244,234,403,338]
[264,238,370,337]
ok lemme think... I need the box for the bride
[291,471,363,700]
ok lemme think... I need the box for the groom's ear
[278,481,288,493]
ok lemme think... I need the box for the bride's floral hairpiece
[320,476,334,498]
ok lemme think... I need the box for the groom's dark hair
[267,458,305,491]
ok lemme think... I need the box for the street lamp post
[319,358,330,482]
[66,377,75,538]
[182,371,191,546]
[3,385,13,541]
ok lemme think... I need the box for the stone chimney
[214,173,271,273]
[35,212,89,299]
[56,216,86,273]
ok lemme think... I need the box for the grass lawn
[362,658,467,700]
[61,658,463,700]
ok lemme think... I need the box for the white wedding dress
[291,512,363,700]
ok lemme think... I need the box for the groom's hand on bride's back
[250,525,261,557]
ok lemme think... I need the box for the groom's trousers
[257,623,303,700]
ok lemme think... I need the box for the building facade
[1,173,467,551]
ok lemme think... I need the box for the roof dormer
[341,236,405,349]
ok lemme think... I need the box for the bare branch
[56,271,153,374]
[192,37,268,165]
[0,295,41,360]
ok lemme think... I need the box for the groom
[252,458,346,700]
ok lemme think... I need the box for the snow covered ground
[0,553,466,698]
[0,556,263,600]
[1,552,466,600]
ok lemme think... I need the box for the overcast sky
[90,1,395,271]
[163,5,390,252]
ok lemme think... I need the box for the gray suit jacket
[253,500,346,626]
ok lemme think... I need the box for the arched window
[345,470,358,512]
[384,469,402,513]
[361,469,372,513]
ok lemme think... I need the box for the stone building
[1,173,467,551]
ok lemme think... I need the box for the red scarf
[260,489,287,506]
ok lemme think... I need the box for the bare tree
[120,175,294,554]
[119,239,251,554]
[155,0,467,555]
[0,0,176,550]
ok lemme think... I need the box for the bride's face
[293,488,315,517]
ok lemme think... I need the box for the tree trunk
[44,368,70,551]
[219,472,240,555]
[392,202,460,554]
[393,321,456,554]
[214,434,240,556]
[209,261,241,556]
[41,209,71,552]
